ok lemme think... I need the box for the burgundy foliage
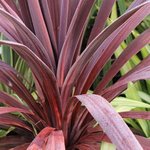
[0,0,149,149]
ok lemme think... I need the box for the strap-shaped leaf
[0,60,43,118]
[0,40,62,128]
[45,130,65,150]
[0,91,28,110]
[9,143,30,150]
[58,0,69,51]
[18,0,34,31]
[0,0,22,21]
[57,0,95,86]
[120,111,150,120]
[0,107,33,115]
[0,8,53,69]
[95,28,150,93]
[0,136,31,150]
[27,0,55,69]
[40,0,58,54]
[88,0,116,43]
[127,0,146,11]
[76,94,143,150]
[75,2,150,95]
[0,114,33,132]
[61,2,150,107]
[101,55,150,101]
[27,127,55,150]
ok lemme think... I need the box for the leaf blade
[76,94,143,150]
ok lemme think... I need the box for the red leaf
[0,91,47,129]
[57,0,95,87]
[61,2,150,107]
[127,0,147,11]
[0,8,53,69]
[27,127,55,150]
[10,143,30,150]
[76,94,143,150]
[68,0,80,25]
[0,0,22,21]
[0,60,44,120]
[88,0,116,43]
[135,135,150,150]
[0,91,29,110]
[95,28,150,93]
[101,55,150,101]
[40,0,58,54]
[0,41,62,128]
[45,130,65,150]
[18,1,34,31]
[46,0,60,46]
[0,114,33,132]
[0,136,31,150]
[75,2,150,95]
[27,0,55,69]
[120,111,150,120]
[0,107,33,115]
[58,0,69,51]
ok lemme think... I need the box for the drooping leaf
[0,40,62,128]
[0,8,53,69]
[45,130,65,150]
[0,91,28,110]
[27,127,55,150]
[76,94,143,150]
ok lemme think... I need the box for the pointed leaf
[61,2,150,106]
[0,107,33,115]
[57,0,95,86]
[0,136,31,149]
[120,111,150,120]
[27,0,55,69]
[0,91,29,110]
[88,0,116,43]
[27,127,54,150]
[0,8,53,69]
[102,55,150,100]
[75,2,150,95]
[76,94,143,150]
[45,130,65,150]
[0,40,62,128]
[95,28,150,93]
[0,114,33,132]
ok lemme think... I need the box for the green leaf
[101,142,116,150]
[112,97,150,109]
[0,127,15,138]
[138,91,150,104]
[117,0,126,15]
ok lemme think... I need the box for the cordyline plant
[0,0,150,149]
